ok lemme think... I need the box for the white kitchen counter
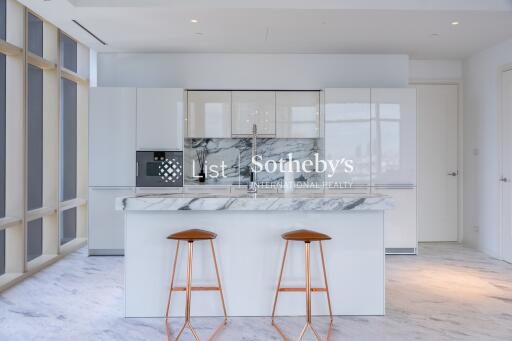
[118,192,393,317]
[116,192,393,211]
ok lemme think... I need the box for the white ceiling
[20,0,512,59]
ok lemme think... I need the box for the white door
[187,91,231,138]
[500,70,512,263]
[414,84,458,242]
[137,88,183,150]
[276,91,320,138]
[89,88,136,187]
[232,91,276,136]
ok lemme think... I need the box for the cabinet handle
[447,171,458,176]
[136,162,139,177]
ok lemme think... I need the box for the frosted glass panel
[28,13,43,57]
[0,0,5,40]
[27,219,43,262]
[60,207,76,245]
[60,33,77,72]
[0,229,5,275]
[27,65,43,210]
[0,54,5,217]
[60,78,77,201]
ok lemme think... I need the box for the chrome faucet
[247,124,258,193]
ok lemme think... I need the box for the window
[0,0,5,220]
[28,13,43,57]
[0,229,5,275]
[60,33,77,72]
[27,65,43,211]
[60,208,76,245]
[60,78,77,202]
[0,0,6,277]
[27,219,42,261]
[0,0,5,41]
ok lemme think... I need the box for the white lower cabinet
[88,187,135,255]
[377,188,417,254]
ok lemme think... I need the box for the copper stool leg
[272,240,332,341]
[271,240,289,339]
[166,238,228,341]
[172,241,201,341]
[166,241,181,320]
[208,240,228,340]
[297,242,322,341]
[319,241,334,340]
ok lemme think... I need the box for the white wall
[409,60,462,81]
[463,39,512,257]
[97,53,409,88]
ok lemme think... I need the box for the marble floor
[0,243,511,341]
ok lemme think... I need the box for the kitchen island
[117,192,393,317]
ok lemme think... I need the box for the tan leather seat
[281,229,331,242]
[167,229,217,241]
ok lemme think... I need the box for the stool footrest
[172,286,220,292]
[278,287,327,292]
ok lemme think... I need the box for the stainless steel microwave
[136,151,183,187]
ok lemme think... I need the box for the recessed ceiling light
[190,19,199,23]
[451,21,459,26]
[195,32,203,35]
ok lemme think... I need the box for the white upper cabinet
[276,91,320,138]
[187,91,231,138]
[371,88,417,187]
[136,88,183,150]
[89,88,137,187]
[232,91,276,136]
[325,88,371,186]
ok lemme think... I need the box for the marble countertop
[116,192,393,211]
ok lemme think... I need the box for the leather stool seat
[281,229,331,242]
[167,229,217,241]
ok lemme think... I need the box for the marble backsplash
[184,138,323,185]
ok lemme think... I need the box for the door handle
[500,177,508,182]
[448,171,458,176]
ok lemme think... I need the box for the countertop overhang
[116,192,393,211]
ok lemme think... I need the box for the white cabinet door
[371,88,416,187]
[89,88,136,187]
[187,91,231,138]
[379,188,417,252]
[137,88,183,150]
[88,187,134,255]
[276,91,320,138]
[232,91,276,136]
[325,88,371,187]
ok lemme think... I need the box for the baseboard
[88,249,124,256]
[386,247,417,255]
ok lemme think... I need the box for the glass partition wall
[0,0,89,291]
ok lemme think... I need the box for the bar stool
[272,229,333,341]
[165,229,227,341]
